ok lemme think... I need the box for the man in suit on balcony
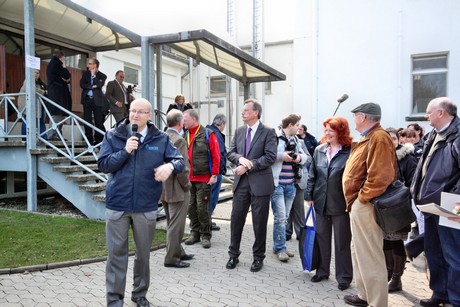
[80,58,107,145]
[105,70,130,123]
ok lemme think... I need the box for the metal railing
[0,92,107,182]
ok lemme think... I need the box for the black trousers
[83,96,105,144]
[228,175,270,261]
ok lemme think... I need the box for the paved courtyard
[0,201,431,306]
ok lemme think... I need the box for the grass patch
[0,210,166,268]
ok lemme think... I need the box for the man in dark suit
[105,70,130,123]
[226,99,277,272]
[80,57,107,145]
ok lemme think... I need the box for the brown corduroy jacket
[342,123,397,211]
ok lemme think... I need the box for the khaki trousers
[350,198,388,307]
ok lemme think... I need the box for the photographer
[270,114,308,262]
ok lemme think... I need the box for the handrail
[0,92,107,182]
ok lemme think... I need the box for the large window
[411,52,448,114]
[124,66,139,85]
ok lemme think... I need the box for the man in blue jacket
[206,113,227,231]
[98,98,184,307]
[411,97,460,307]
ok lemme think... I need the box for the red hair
[320,116,353,147]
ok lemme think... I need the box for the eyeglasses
[129,110,150,115]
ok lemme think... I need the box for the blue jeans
[209,174,223,215]
[270,183,295,253]
[425,212,460,306]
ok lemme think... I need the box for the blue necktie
[245,127,252,157]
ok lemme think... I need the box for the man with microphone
[98,98,184,307]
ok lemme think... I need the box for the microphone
[131,124,140,154]
[333,93,349,116]
[337,93,349,103]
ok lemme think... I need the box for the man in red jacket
[183,109,220,249]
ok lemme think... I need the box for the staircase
[32,141,107,220]
[5,140,233,220]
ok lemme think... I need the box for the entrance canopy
[0,0,285,87]
[149,29,286,85]
[0,0,141,54]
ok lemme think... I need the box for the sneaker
[286,250,295,257]
[211,222,221,231]
[277,252,289,262]
[201,238,211,249]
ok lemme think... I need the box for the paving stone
[0,201,431,306]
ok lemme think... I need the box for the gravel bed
[0,195,85,218]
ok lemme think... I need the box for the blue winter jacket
[97,120,184,212]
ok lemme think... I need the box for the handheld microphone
[131,124,139,154]
[333,93,349,116]
[337,93,349,103]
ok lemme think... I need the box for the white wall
[97,0,460,141]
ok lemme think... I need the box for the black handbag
[371,179,416,233]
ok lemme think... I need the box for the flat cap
[351,102,381,116]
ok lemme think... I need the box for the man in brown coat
[342,103,397,307]
[160,109,194,268]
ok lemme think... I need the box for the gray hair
[366,114,381,122]
[212,113,227,126]
[184,109,199,121]
[166,109,183,127]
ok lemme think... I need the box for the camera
[285,139,302,179]
[127,84,137,95]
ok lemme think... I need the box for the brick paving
[0,201,431,306]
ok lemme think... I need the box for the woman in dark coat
[384,128,418,293]
[166,94,193,113]
[46,50,71,140]
[305,116,353,291]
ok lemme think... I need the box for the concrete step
[53,164,99,173]
[66,173,105,182]
[40,156,96,164]
[79,182,106,192]
[218,190,233,203]
[31,147,89,155]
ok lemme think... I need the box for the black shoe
[164,261,190,268]
[211,224,221,231]
[286,234,292,241]
[226,257,239,269]
[343,294,368,306]
[131,296,150,307]
[311,275,329,282]
[180,253,195,261]
[250,259,263,272]
[338,283,350,291]
[420,298,450,307]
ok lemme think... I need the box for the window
[124,66,139,85]
[210,76,227,96]
[411,52,448,114]
[239,82,272,95]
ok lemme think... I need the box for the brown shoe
[343,295,368,306]
[184,236,200,245]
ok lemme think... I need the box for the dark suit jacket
[228,122,277,196]
[80,70,107,107]
[105,79,128,116]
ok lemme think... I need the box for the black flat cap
[351,103,381,116]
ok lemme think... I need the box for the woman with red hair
[305,116,353,291]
